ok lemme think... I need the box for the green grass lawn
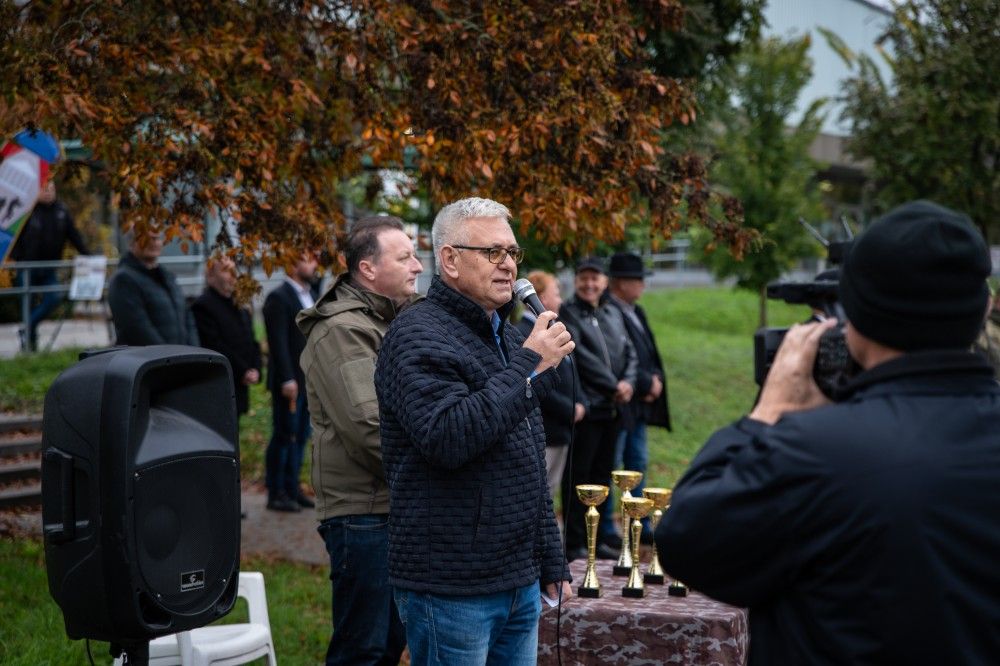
[642,287,806,487]
[0,538,328,665]
[0,285,810,664]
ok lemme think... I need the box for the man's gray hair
[431,197,512,269]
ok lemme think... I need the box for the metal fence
[1,256,211,332]
[1,242,699,338]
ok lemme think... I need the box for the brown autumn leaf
[1,0,747,277]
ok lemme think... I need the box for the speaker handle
[42,449,76,543]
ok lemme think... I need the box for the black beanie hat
[839,200,991,351]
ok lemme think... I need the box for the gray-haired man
[375,197,573,665]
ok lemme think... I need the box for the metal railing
[2,242,695,339]
[1,256,212,340]
[644,239,693,271]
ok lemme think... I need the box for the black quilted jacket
[375,276,570,595]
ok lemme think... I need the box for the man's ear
[439,247,460,279]
[358,257,376,283]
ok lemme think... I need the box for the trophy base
[644,573,665,585]
[577,586,601,599]
[668,583,688,597]
[622,586,646,599]
[613,565,632,577]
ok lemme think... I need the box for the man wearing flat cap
[601,252,671,545]
[560,256,637,561]
[656,201,1000,664]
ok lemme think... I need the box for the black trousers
[561,415,621,552]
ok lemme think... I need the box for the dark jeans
[265,390,310,500]
[318,514,405,666]
[600,420,653,540]
[16,269,62,350]
[561,416,621,552]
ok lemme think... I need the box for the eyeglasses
[451,245,525,265]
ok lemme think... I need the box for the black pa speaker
[41,345,241,644]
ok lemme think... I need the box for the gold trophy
[575,484,610,598]
[620,496,654,598]
[610,470,643,576]
[642,487,672,585]
[658,495,689,597]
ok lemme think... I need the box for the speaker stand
[110,640,149,665]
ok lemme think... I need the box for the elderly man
[108,230,199,347]
[191,257,261,416]
[375,197,573,665]
[603,251,671,544]
[297,215,422,666]
[559,256,637,561]
[656,201,1000,664]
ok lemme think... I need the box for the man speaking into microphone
[375,197,573,665]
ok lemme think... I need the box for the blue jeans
[318,515,405,666]
[265,390,310,500]
[16,269,62,350]
[394,581,541,666]
[600,421,652,540]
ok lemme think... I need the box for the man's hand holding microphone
[522,311,575,373]
[514,278,575,374]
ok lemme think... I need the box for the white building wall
[763,0,893,137]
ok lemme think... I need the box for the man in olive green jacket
[296,215,423,666]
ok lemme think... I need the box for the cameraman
[655,201,1000,664]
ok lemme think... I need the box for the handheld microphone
[513,278,546,316]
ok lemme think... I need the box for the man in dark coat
[191,257,261,415]
[604,251,671,543]
[107,230,199,347]
[11,180,90,351]
[656,200,1000,665]
[375,197,572,664]
[559,257,637,561]
[262,252,317,513]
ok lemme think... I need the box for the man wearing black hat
[560,256,637,561]
[655,201,1000,664]
[601,252,671,545]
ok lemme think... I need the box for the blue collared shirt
[490,311,508,365]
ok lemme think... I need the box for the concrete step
[0,484,42,509]
[0,415,42,434]
[0,460,41,484]
[0,436,42,458]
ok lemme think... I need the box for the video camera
[753,220,860,400]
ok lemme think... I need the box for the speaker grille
[133,455,239,615]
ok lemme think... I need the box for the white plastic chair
[114,571,277,666]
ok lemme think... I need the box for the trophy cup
[620,496,654,598]
[658,495,689,597]
[642,487,672,585]
[575,484,610,598]
[610,470,643,576]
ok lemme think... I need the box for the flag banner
[0,129,60,264]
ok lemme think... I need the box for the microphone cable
[511,278,573,666]
[554,350,578,666]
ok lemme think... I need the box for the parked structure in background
[762,0,893,218]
